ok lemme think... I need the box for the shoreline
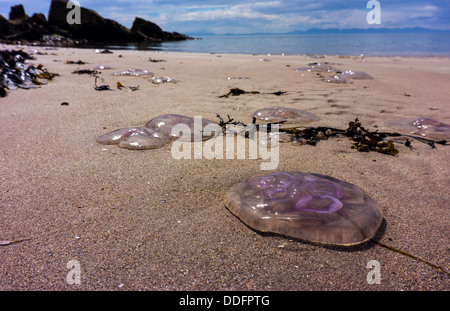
[1,44,449,290]
[4,39,450,59]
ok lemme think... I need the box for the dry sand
[0,44,449,291]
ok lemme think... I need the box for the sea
[105,32,450,57]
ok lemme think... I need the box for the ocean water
[110,32,450,57]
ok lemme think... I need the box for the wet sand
[0,45,449,291]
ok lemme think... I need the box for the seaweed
[93,75,111,91]
[96,49,113,54]
[345,119,399,155]
[34,64,59,81]
[72,68,99,75]
[66,60,88,65]
[216,114,247,133]
[215,115,448,155]
[218,88,286,98]
[216,114,285,135]
[149,58,166,63]
[0,50,59,96]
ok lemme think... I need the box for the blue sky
[1,0,449,34]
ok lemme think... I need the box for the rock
[131,17,193,41]
[131,17,164,41]
[30,13,49,28]
[9,4,28,20]
[0,15,16,38]
[50,0,121,40]
[0,1,191,45]
[48,0,146,42]
[4,6,48,41]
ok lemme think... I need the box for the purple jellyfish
[385,117,450,139]
[251,106,319,125]
[225,172,383,245]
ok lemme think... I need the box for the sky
[1,0,449,35]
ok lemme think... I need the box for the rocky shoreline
[0,0,193,48]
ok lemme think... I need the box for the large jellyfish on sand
[96,127,170,150]
[251,106,319,125]
[225,172,383,246]
[325,70,374,84]
[96,114,219,149]
[385,117,450,139]
[112,68,153,76]
[145,114,218,141]
[296,62,341,73]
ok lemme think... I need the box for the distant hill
[293,27,447,34]
[192,27,448,36]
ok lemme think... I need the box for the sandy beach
[0,44,449,291]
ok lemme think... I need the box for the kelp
[93,75,111,91]
[66,60,88,65]
[215,115,448,155]
[219,88,286,98]
[0,50,59,96]
[72,68,99,75]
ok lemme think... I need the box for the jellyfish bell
[341,70,373,79]
[325,70,373,84]
[225,172,383,246]
[385,117,450,139]
[96,127,170,150]
[251,106,319,126]
[145,114,219,142]
[324,74,348,84]
[296,62,341,73]
[152,76,173,84]
[112,68,153,76]
[94,65,112,70]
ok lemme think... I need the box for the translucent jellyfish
[96,127,170,150]
[296,62,341,73]
[385,117,450,139]
[94,65,113,70]
[252,106,319,124]
[152,76,173,84]
[225,172,383,246]
[341,70,373,79]
[112,68,153,76]
[258,132,295,148]
[325,70,373,84]
[324,74,348,84]
[145,114,220,141]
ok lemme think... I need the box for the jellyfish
[96,127,171,150]
[225,172,383,246]
[324,74,348,84]
[296,62,341,73]
[112,68,153,76]
[385,117,450,139]
[258,131,296,148]
[340,70,373,79]
[325,70,373,84]
[145,114,219,141]
[252,106,319,125]
[94,65,113,70]
[152,76,173,84]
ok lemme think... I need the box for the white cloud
[160,2,282,22]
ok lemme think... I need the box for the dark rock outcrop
[48,0,146,42]
[0,14,16,38]
[9,4,28,20]
[0,0,192,45]
[5,7,50,41]
[131,17,193,41]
